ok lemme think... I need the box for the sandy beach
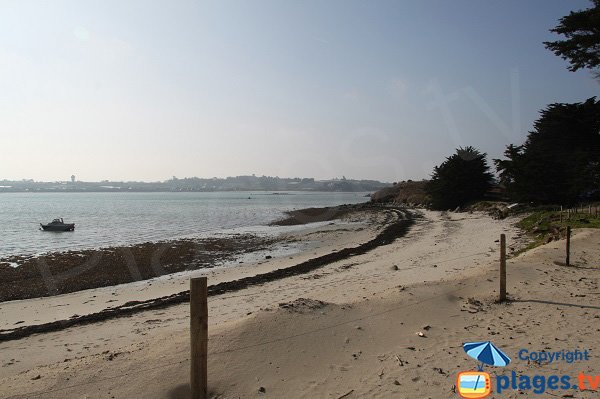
[1,207,598,399]
[3,1,598,398]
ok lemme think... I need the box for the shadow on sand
[167,384,219,399]
[513,299,600,310]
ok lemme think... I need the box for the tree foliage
[544,0,600,73]
[426,147,494,210]
[495,97,600,205]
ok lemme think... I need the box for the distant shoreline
[0,176,389,193]
[0,189,375,193]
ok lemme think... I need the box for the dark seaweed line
[0,207,414,342]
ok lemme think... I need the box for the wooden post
[499,234,507,302]
[565,226,571,267]
[190,277,208,399]
[560,205,563,224]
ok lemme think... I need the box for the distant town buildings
[0,176,389,193]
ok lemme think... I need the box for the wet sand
[0,234,276,302]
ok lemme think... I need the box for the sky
[0,0,597,182]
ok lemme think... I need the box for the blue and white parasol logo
[463,341,511,371]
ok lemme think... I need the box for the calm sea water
[0,191,368,258]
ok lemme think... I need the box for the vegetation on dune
[514,206,600,254]
[495,98,600,205]
[425,147,494,210]
[370,180,430,206]
[374,95,599,210]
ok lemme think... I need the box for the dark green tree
[495,97,600,205]
[426,146,494,210]
[544,0,600,73]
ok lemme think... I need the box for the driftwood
[337,390,355,399]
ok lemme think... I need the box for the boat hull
[41,224,75,232]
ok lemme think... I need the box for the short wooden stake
[565,226,571,267]
[190,277,208,399]
[499,234,507,302]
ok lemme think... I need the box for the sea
[0,191,369,259]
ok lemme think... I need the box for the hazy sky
[0,0,597,182]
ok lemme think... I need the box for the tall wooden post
[565,226,571,267]
[190,277,208,399]
[499,234,507,302]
